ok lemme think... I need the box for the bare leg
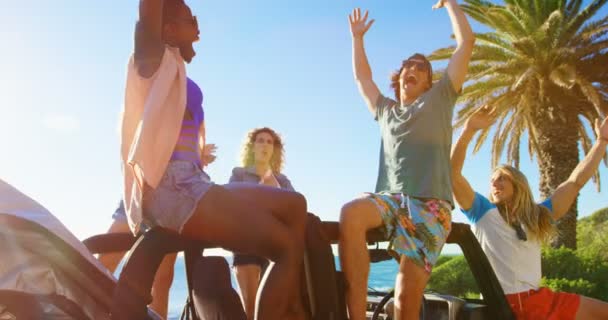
[225,183,306,320]
[98,219,130,273]
[181,184,307,320]
[150,253,177,320]
[575,295,608,319]
[393,258,429,320]
[338,198,383,320]
[234,264,261,320]
[97,219,176,319]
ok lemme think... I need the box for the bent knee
[395,267,428,296]
[283,192,308,230]
[291,191,307,210]
[266,228,299,262]
[289,191,307,213]
[340,198,380,233]
[288,192,307,219]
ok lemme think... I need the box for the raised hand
[202,143,217,166]
[464,105,496,131]
[349,8,375,39]
[594,117,608,142]
[432,0,449,9]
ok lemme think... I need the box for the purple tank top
[170,78,205,166]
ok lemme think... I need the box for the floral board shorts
[365,192,452,273]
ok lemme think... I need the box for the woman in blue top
[228,127,296,320]
[451,106,608,319]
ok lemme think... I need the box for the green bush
[538,208,608,301]
[434,254,455,268]
[541,278,596,297]
[541,246,584,279]
[427,255,477,297]
[577,207,608,261]
[541,245,608,300]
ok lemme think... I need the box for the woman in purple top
[99,77,216,319]
[169,78,216,167]
[118,2,308,319]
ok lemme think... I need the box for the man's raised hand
[349,8,375,39]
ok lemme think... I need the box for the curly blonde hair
[240,127,285,173]
[490,165,557,244]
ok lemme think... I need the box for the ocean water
[166,256,399,319]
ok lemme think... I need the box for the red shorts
[506,287,581,320]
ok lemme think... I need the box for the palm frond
[539,10,565,49]
[576,75,603,113]
[471,44,517,62]
[507,120,523,167]
[564,0,608,40]
[473,127,492,155]
[566,0,584,20]
[486,6,530,37]
[549,64,577,88]
[523,113,540,161]
[571,15,608,45]
[575,39,608,59]
[428,46,456,61]
[511,66,538,91]
[578,117,602,191]
[512,36,540,59]
[492,111,517,167]
[474,32,516,49]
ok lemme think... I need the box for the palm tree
[429,0,608,249]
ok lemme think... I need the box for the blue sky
[1,0,607,250]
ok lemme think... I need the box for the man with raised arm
[339,1,475,319]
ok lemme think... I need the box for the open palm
[465,106,496,131]
[202,143,217,166]
[432,0,449,9]
[348,8,374,39]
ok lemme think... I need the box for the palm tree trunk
[534,111,580,249]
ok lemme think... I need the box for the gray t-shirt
[228,167,295,191]
[374,73,458,203]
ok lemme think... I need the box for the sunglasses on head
[513,223,527,241]
[403,60,429,71]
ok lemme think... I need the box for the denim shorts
[111,200,127,222]
[142,161,214,233]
